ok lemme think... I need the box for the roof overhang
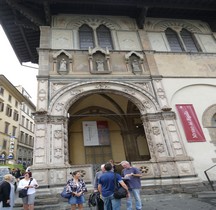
[0,0,216,64]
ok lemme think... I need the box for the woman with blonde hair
[0,174,15,210]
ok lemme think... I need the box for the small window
[25,134,29,144]
[4,122,10,134]
[0,101,4,112]
[79,24,94,50]
[12,126,17,137]
[8,95,12,102]
[15,100,18,108]
[96,25,113,49]
[22,116,25,126]
[2,140,7,149]
[6,105,12,117]
[26,119,29,129]
[20,131,24,143]
[13,110,19,121]
[0,87,4,96]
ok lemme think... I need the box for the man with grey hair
[120,160,142,210]
[94,164,105,192]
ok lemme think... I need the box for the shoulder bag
[61,186,72,199]
[113,173,127,199]
[19,178,33,198]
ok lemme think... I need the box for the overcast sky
[0,25,38,105]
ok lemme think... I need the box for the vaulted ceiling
[0,0,216,64]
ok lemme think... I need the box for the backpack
[88,192,103,207]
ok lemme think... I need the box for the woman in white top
[18,172,39,210]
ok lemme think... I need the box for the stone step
[196,191,216,198]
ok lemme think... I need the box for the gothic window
[180,29,199,52]
[79,24,94,50]
[79,24,113,50]
[96,25,113,49]
[165,28,200,52]
[165,28,183,52]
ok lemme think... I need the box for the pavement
[138,193,216,210]
[13,191,216,210]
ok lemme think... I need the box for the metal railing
[204,164,216,191]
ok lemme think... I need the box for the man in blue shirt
[120,160,142,210]
[98,162,129,210]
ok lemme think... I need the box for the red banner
[176,104,206,142]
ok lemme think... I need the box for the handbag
[19,188,28,198]
[19,178,33,198]
[113,173,127,199]
[61,186,72,199]
[88,191,104,208]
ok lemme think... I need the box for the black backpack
[88,192,103,207]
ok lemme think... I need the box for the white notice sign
[82,121,99,146]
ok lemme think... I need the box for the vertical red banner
[97,121,110,145]
[176,104,206,142]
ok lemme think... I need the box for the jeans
[103,194,121,210]
[127,189,142,210]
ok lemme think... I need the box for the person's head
[4,174,13,182]
[24,172,31,179]
[120,160,131,169]
[101,164,105,172]
[104,162,112,171]
[71,170,81,178]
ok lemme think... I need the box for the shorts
[22,193,36,205]
[68,195,85,205]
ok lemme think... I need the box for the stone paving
[14,192,216,210]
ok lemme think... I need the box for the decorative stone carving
[145,18,211,33]
[55,102,64,112]
[125,51,144,74]
[54,148,63,158]
[54,130,62,139]
[140,165,151,175]
[89,47,111,73]
[156,143,165,153]
[53,50,73,74]
[59,58,67,71]
[152,126,160,135]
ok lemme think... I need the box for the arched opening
[67,92,150,168]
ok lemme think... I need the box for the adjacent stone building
[0,75,35,165]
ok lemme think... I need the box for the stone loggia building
[0,1,216,193]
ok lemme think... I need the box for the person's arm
[132,167,142,177]
[17,179,25,190]
[130,172,142,177]
[30,179,39,188]
[98,184,102,194]
[93,172,99,191]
